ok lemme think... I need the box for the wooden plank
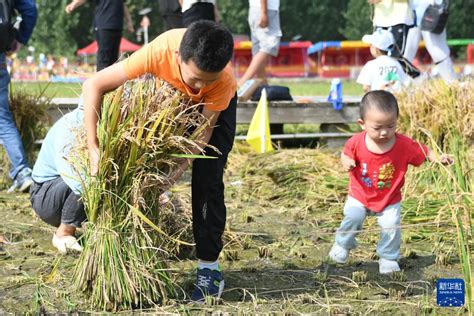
[49,98,360,125]
[237,101,360,124]
[235,132,354,140]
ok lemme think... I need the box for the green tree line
[25,0,474,58]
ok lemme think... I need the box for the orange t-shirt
[123,28,236,112]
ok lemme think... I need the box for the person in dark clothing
[179,0,219,27]
[158,0,183,30]
[66,0,134,71]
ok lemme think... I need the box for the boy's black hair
[179,20,234,73]
[360,90,399,119]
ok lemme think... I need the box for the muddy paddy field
[0,147,469,314]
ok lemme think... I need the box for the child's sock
[198,260,219,271]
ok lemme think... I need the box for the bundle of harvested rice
[73,79,211,310]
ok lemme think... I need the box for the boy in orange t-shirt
[81,20,236,302]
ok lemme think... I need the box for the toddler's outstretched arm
[427,149,454,165]
[341,152,356,171]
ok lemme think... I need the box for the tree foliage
[342,0,373,40]
[447,0,474,40]
[27,0,94,56]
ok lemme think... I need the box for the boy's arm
[362,85,370,92]
[65,0,87,13]
[83,61,129,175]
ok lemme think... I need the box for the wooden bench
[48,98,361,146]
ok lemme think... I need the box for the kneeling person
[30,109,86,254]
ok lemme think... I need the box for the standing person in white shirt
[179,0,219,26]
[237,0,281,87]
[357,29,410,92]
[403,0,456,82]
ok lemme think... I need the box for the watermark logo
[436,278,465,307]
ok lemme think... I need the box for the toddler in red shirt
[329,90,452,274]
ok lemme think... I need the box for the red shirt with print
[343,132,428,212]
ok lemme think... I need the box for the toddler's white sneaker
[379,258,400,274]
[329,243,349,264]
[52,234,82,254]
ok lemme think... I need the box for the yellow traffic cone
[246,88,273,153]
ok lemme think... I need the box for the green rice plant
[240,235,253,250]
[390,270,407,282]
[397,80,473,313]
[350,290,362,300]
[387,288,404,300]
[223,249,239,261]
[72,79,212,310]
[258,246,272,259]
[403,248,417,259]
[351,270,367,283]
[241,266,258,273]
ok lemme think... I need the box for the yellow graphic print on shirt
[377,162,395,189]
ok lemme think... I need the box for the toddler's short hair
[360,90,399,119]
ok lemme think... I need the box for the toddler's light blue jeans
[335,196,401,260]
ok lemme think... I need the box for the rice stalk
[0,84,51,185]
[229,149,348,211]
[397,79,473,312]
[72,79,211,310]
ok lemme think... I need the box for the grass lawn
[11,82,82,98]
[270,79,364,96]
[12,79,364,98]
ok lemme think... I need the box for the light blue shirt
[32,107,85,194]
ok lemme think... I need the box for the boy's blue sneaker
[191,268,225,302]
[7,167,33,194]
